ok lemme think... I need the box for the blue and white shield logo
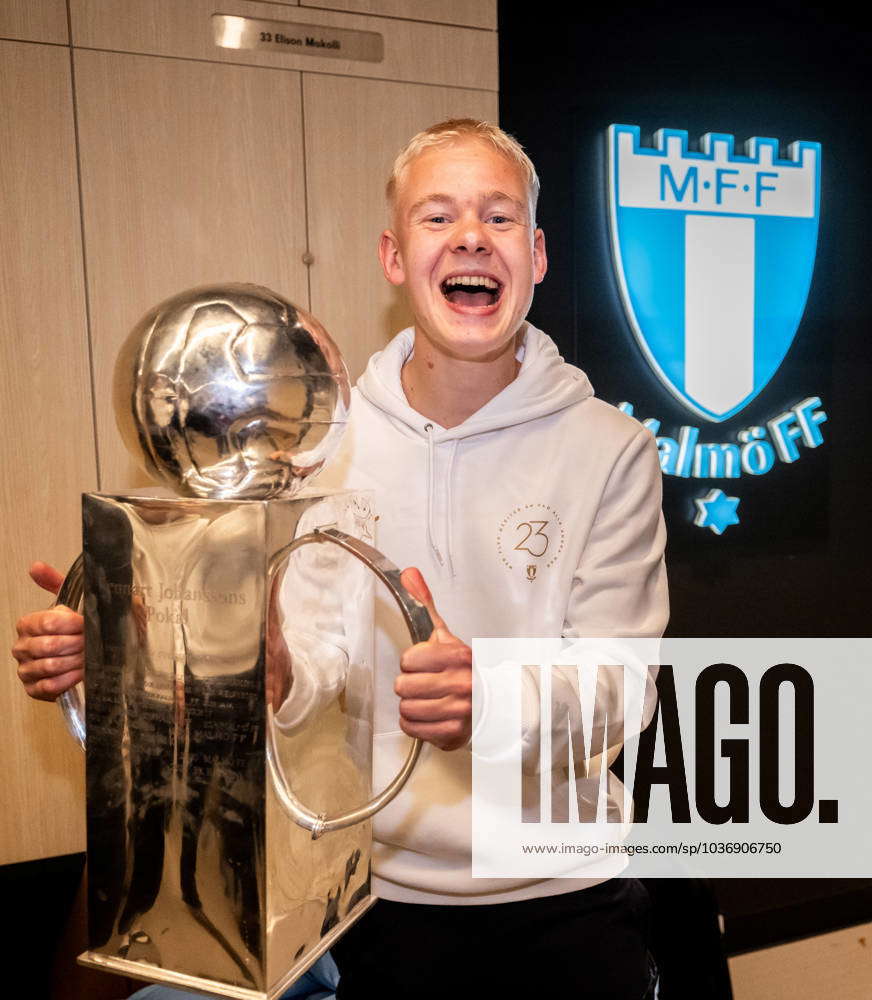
[608,125,821,422]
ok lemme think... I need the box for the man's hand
[396,568,471,751]
[11,562,84,702]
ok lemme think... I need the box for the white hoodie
[310,323,668,905]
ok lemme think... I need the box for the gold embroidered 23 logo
[497,504,565,581]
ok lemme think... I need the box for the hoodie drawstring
[424,425,459,577]
[444,440,459,578]
[424,424,444,567]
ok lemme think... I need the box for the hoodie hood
[355,323,594,440]
[353,323,595,577]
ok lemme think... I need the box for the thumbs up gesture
[395,568,472,751]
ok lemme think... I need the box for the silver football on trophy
[114,284,350,499]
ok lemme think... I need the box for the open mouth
[441,275,502,309]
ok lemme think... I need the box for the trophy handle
[54,553,87,752]
[267,526,433,840]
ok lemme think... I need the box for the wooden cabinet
[0,41,92,865]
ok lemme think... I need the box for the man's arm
[549,427,668,771]
[563,428,668,643]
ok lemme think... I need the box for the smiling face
[379,138,547,362]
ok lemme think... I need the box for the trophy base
[77,893,376,999]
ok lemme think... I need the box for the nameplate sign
[213,14,384,63]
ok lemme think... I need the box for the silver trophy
[56,285,431,999]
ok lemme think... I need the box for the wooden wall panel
[0,41,93,865]
[729,922,872,999]
[0,0,68,44]
[73,50,310,491]
[303,75,498,380]
[300,0,497,30]
[70,0,497,90]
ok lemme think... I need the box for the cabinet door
[303,75,498,380]
[299,0,496,30]
[74,50,310,489]
[0,0,68,43]
[0,41,93,865]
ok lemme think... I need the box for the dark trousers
[641,879,733,1000]
[332,878,655,999]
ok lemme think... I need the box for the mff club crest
[607,124,825,534]
[608,125,820,422]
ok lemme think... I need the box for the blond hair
[386,118,540,223]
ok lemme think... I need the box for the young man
[14,120,667,998]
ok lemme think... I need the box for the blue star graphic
[694,489,740,535]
